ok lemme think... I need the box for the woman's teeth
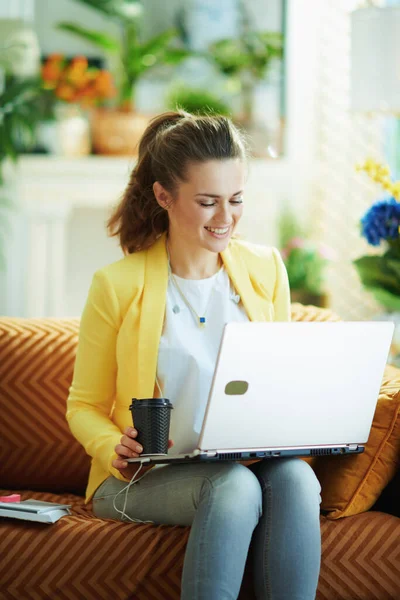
[205,227,229,235]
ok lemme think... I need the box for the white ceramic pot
[36,105,91,157]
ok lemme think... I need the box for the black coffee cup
[129,398,173,455]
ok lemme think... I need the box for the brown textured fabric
[0,489,399,600]
[0,318,90,494]
[1,312,400,600]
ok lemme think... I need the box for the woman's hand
[112,426,174,480]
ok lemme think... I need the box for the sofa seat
[1,488,399,600]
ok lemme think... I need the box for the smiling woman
[67,110,322,599]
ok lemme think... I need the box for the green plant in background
[354,159,400,312]
[57,0,191,109]
[278,206,333,300]
[281,240,331,296]
[166,84,231,116]
[0,48,40,269]
[0,75,40,182]
[207,31,283,125]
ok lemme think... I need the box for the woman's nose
[217,203,232,223]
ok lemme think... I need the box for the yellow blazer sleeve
[271,247,291,322]
[66,270,127,481]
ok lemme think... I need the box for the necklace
[166,244,221,328]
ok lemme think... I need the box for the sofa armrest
[290,302,342,323]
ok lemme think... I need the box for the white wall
[1,0,324,318]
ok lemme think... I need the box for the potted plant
[278,206,333,307]
[354,159,400,312]
[354,159,400,366]
[166,84,231,116]
[57,0,191,155]
[35,53,116,156]
[208,31,283,126]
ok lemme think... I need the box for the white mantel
[0,154,314,318]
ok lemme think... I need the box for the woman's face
[161,159,246,252]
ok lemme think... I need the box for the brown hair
[106,110,248,254]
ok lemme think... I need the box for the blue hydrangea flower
[360,197,400,246]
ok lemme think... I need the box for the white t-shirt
[156,266,249,455]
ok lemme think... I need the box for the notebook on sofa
[127,321,394,465]
[0,500,71,524]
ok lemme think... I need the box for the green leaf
[353,256,400,293]
[162,48,192,65]
[365,287,400,312]
[68,0,142,22]
[385,258,400,280]
[140,29,177,57]
[0,77,40,105]
[57,23,120,52]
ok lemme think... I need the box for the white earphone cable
[112,461,155,524]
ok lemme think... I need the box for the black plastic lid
[129,398,173,409]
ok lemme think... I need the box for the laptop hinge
[348,444,359,451]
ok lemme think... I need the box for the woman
[67,110,322,600]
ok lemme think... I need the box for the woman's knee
[200,462,263,517]
[256,458,321,499]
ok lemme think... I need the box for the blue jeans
[93,458,322,600]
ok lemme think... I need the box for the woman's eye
[200,199,243,207]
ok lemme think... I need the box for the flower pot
[36,104,90,157]
[90,109,151,156]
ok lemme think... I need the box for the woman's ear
[153,181,172,210]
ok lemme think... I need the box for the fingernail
[136,445,143,453]
[122,462,128,467]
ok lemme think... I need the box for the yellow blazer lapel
[137,233,169,397]
[221,241,267,322]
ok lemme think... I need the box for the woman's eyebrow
[195,190,243,198]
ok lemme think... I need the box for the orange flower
[55,82,76,102]
[41,54,116,107]
[64,56,89,86]
[47,53,64,64]
[41,55,65,86]
[94,70,116,98]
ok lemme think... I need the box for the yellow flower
[356,158,400,198]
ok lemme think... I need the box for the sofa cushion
[0,489,399,600]
[312,365,400,519]
[0,318,90,494]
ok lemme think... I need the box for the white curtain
[311,0,387,320]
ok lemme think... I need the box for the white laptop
[127,321,394,465]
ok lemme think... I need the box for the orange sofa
[0,307,399,600]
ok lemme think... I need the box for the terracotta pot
[90,109,151,156]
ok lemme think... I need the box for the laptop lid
[198,322,394,451]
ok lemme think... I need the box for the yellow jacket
[66,232,291,502]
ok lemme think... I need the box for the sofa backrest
[0,318,90,495]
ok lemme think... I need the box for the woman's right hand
[112,426,173,478]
